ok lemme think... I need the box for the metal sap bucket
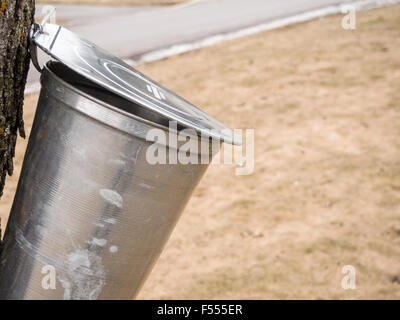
[0,23,238,300]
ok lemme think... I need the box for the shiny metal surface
[32,23,239,145]
[0,62,212,299]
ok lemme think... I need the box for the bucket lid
[31,23,240,145]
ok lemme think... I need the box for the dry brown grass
[2,5,400,299]
[36,0,187,6]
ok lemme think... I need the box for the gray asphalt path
[36,3,161,27]
[27,0,358,88]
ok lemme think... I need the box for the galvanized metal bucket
[0,23,237,300]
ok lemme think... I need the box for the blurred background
[2,0,400,299]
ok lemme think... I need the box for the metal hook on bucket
[29,6,56,73]
[29,23,43,73]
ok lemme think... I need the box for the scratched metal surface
[0,62,211,299]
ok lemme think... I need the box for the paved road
[27,0,365,89]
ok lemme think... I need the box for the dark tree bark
[0,0,35,200]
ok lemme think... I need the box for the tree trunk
[0,0,35,200]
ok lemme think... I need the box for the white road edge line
[24,0,400,95]
[170,0,215,11]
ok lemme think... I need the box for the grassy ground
[36,0,187,6]
[2,5,400,299]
